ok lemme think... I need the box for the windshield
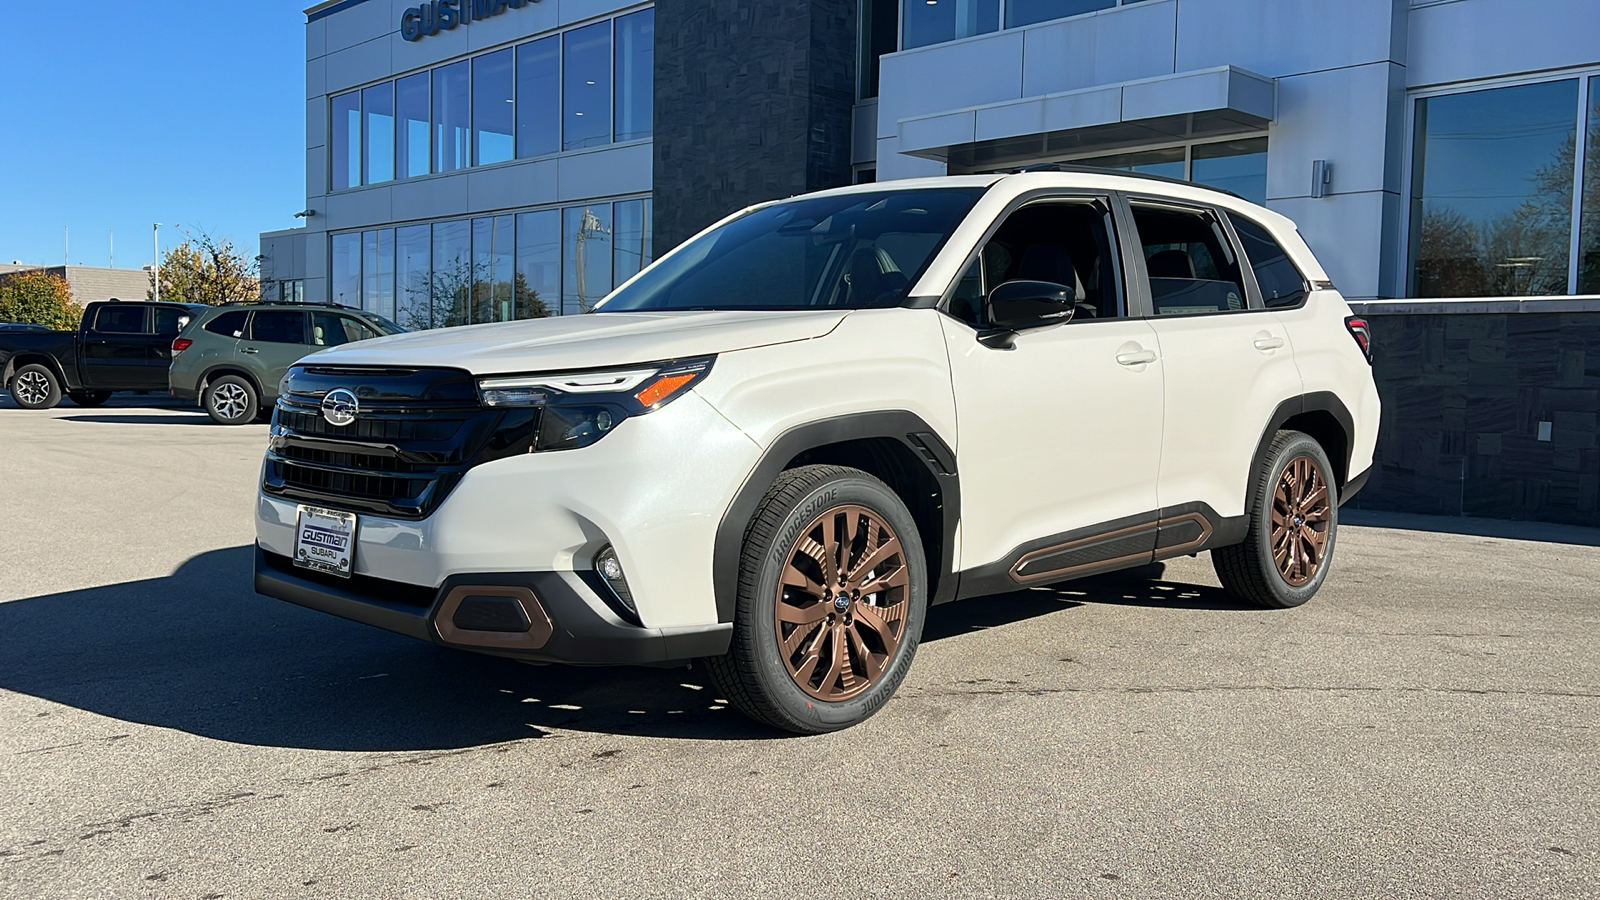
[595,188,984,312]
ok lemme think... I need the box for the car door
[148,306,194,387]
[240,310,312,394]
[940,195,1165,582]
[80,304,149,388]
[1123,198,1304,522]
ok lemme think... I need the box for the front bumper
[254,545,731,665]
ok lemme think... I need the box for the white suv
[255,170,1379,733]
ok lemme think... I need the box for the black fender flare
[198,364,267,399]
[711,410,960,623]
[1245,391,1356,514]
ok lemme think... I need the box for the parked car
[252,169,1381,734]
[0,322,52,333]
[169,302,405,424]
[1,300,205,409]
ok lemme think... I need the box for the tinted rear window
[93,306,147,334]
[204,311,250,337]
[249,311,307,344]
[154,307,192,337]
[1231,214,1309,309]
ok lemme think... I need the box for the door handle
[1116,349,1158,367]
[1254,336,1285,351]
[241,347,259,354]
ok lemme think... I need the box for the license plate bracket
[294,505,358,577]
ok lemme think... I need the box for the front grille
[261,365,535,519]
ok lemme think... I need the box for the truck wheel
[203,376,258,425]
[704,464,928,734]
[1214,430,1338,609]
[10,364,62,410]
[67,390,111,408]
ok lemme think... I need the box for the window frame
[936,189,1134,328]
[1115,193,1269,320]
[1399,67,1600,298]
[1228,211,1312,312]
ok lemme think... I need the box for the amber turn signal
[635,372,697,407]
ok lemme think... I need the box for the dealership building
[264,0,1600,525]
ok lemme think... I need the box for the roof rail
[1009,163,1246,201]
[220,299,361,311]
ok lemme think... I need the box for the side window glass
[342,317,380,343]
[1231,214,1309,309]
[948,199,1123,328]
[204,311,249,338]
[154,308,190,337]
[249,311,307,344]
[310,312,348,347]
[93,306,147,334]
[1131,204,1250,316]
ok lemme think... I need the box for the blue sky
[0,3,306,269]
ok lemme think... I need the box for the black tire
[703,464,928,734]
[67,390,112,407]
[203,375,258,425]
[1214,430,1338,609]
[10,364,62,410]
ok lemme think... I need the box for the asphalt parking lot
[1,397,1597,899]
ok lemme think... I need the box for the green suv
[169,303,404,424]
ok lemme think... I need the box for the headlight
[474,357,715,453]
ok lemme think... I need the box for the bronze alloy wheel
[1271,455,1331,587]
[774,504,910,701]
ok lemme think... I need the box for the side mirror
[985,280,1077,332]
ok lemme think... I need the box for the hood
[301,310,849,374]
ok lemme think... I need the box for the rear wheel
[10,364,61,410]
[704,464,927,734]
[1214,430,1338,608]
[67,390,111,407]
[203,375,258,425]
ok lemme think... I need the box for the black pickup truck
[0,300,205,409]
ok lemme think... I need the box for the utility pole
[152,223,162,301]
[64,226,69,266]
[109,229,114,268]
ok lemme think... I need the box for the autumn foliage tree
[0,271,82,330]
[148,231,261,305]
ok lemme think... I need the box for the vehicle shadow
[57,413,226,426]
[0,548,1235,750]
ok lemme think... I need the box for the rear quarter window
[1231,214,1309,309]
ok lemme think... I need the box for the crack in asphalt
[0,738,554,865]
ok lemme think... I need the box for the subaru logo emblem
[321,388,359,427]
[834,594,851,611]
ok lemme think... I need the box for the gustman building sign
[401,0,540,42]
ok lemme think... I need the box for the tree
[0,271,82,330]
[148,231,261,305]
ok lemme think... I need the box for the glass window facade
[1191,138,1268,206]
[564,22,612,151]
[516,37,560,159]
[1582,76,1600,294]
[363,82,395,185]
[397,72,430,178]
[328,11,653,190]
[563,204,613,313]
[1007,0,1115,29]
[433,60,471,174]
[330,91,360,191]
[333,198,649,330]
[615,10,654,142]
[904,0,1000,50]
[1411,80,1580,297]
[473,50,515,166]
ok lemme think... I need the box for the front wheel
[704,464,928,734]
[203,375,258,425]
[67,390,112,407]
[1213,430,1338,609]
[10,364,62,410]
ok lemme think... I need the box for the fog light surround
[594,545,638,620]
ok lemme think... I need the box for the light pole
[152,223,162,301]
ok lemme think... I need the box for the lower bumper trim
[1340,466,1372,506]
[254,546,731,665]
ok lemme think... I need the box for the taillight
[1344,316,1372,364]
[172,337,193,354]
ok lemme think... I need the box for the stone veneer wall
[1352,304,1600,526]
[651,0,857,251]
